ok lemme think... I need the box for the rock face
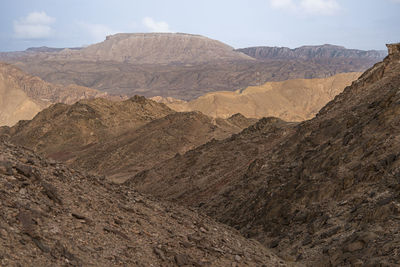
[1,95,255,183]
[237,44,387,60]
[126,43,400,265]
[152,72,361,122]
[0,34,383,100]
[0,141,290,266]
[0,62,109,126]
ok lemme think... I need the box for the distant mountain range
[236,44,387,60]
[0,33,386,100]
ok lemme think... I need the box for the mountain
[1,33,252,64]
[152,72,361,122]
[73,33,253,64]
[237,44,387,61]
[25,46,82,53]
[1,96,174,161]
[1,96,255,183]
[0,141,290,266]
[0,34,383,100]
[125,44,400,265]
[0,62,109,126]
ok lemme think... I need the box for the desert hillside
[1,96,255,183]
[0,62,109,126]
[127,44,400,265]
[153,72,361,121]
[1,96,174,159]
[0,141,290,266]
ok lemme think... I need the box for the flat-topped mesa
[105,32,203,41]
[387,43,400,56]
[81,32,253,64]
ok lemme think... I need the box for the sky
[0,0,399,52]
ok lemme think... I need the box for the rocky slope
[1,96,255,183]
[152,72,360,121]
[237,44,386,61]
[1,96,174,161]
[72,111,256,183]
[0,141,290,266]
[126,44,400,265]
[0,34,382,100]
[0,62,109,126]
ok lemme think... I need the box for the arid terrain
[0,62,110,126]
[125,44,400,265]
[0,96,256,183]
[152,72,361,122]
[0,33,384,100]
[0,141,290,266]
[0,26,399,266]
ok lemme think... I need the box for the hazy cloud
[269,0,340,15]
[14,11,55,39]
[78,22,119,42]
[269,0,296,10]
[142,17,172,32]
[300,0,340,15]
[390,0,400,3]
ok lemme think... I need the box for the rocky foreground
[0,141,291,266]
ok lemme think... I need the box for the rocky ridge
[1,96,174,161]
[1,96,256,183]
[71,111,256,183]
[126,43,400,265]
[237,44,387,60]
